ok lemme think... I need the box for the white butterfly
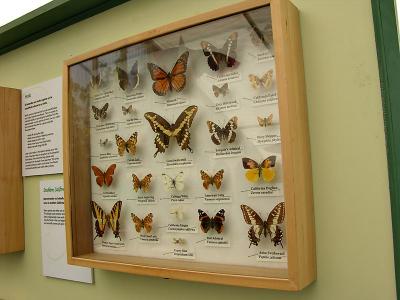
[170,206,184,221]
[172,238,185,245]
[162,172,184,192]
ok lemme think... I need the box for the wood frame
[371,0,400,298]
[63,0,315,290]
[0,87,24,254]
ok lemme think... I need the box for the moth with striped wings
[240,202,285,248]
[144,105,198,157]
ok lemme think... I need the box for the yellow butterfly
[242,156,276,183]
[248,69,273,89]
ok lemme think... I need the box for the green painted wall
[0,0,396,299]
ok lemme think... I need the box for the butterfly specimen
[240,202,285,247]
[132,173,152,192]
[257,114,273,127]
[115,132,138,156]
[144,105,198,157]
[162,172,184,192]
[249,24,273,50]
[212,83,229,97]
[91,164,116,187]
[92,103,109,120]
[172,237,185,245]
[207,116,238,145]
[147,51,189,96]
[242,156,276,183]
[116,61,139,91]
[170,206,184,221]
[99,138,109,146]
[90,71,102,88]
[91,200,122,240]
[248,69,273,89]
[198,209,225,234]
[200,169,224,190]
[122,105,135,115]
[201,32,238,71]
[131,212,153,233]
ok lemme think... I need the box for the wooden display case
[63,0,315,290]
[0,87,24,254]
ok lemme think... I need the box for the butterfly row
[91,31,274,96]
[92,156,277,189]
[93,106,275,159]
[91,200,285,248]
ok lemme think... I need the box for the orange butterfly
[132,174,152,192]
[200,169,224,190]
[131,213,153,233]
[147,51,189,96]
[91,164,116,187]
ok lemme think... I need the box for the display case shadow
[63,0,315,290]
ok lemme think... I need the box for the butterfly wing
[242,158,261,182]
[116,67,129,91]
[261,69,273,89]
[104,164,116,187]
[212,85,221,97]
[129,61,139,89]
[90,201,107,239]
[212,169,224,190]
[126,132,138,155]
[222,116,238,143]
[211,209,225,234]
[132,174,140,192]
[162,173,175,192]
[99,103,109,119]
[220,83,229,96]
[147,63,170,96]
[240,205,265,246]
[91,166,105,187]
[115,134,127,156]
[201,41,221,71]
[143,213,154,233]
[172,106,198,151]
[266,113,273,125]
[207,121,223,145]
[170,51,189,92]
[92,106,100,120]
[261,156,276,182]
[220,32,238,68]
[200,170,212,190]
[248,74,261,89]
[131,213,143,233]
[144,112,172,157]
[266,202,285,247]
[90,72,101,88]
[140,174,152,192]
[198,209,211,233]
[108,201,122,239]
[174,171,185,191]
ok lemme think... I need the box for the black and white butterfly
[201,32,238,71]
[198,209,225,234]
[162,171,185,192]
[116,61,139,91]
[206,116,238,145]
[92,103,109,120]
[90,71,102,88]
[212,83,229,97]
[240,202,285,248]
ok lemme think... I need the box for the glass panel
[69,5,287,271]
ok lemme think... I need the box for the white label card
[95,122,118,132]
[215,99,240,112]
[248,183,283,197]
[172,248,196,259]
[214,145,244,158]
[169,194,192,204]
[40,180,93,283]
[257,250,287,263]
[125,91,145,102]
[22,77,63,176]
[249,92,278,106]
[165,157,194,168]
[203,193,232,204]
[139,234,160,244]
[167,223,198,234]
[91,90,113,102]
[205,236,230,248]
